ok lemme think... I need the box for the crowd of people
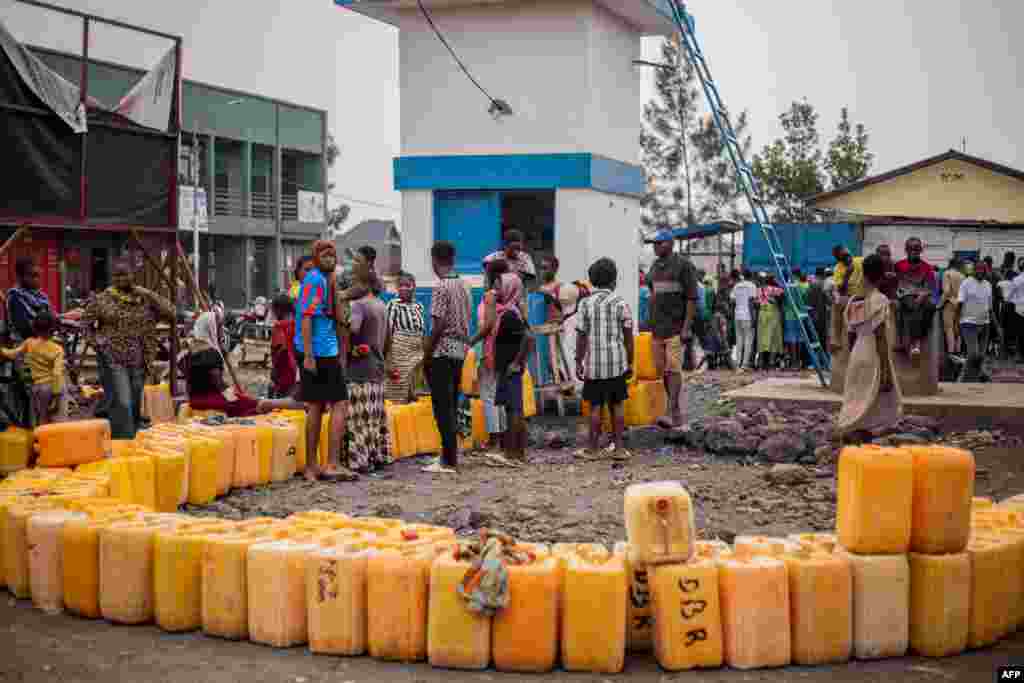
[1,228,1022,473]
[657,236,1024,381]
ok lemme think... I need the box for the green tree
[690,108,753,223]
[640,36,701,234]
[824,107,874,190]
[752,99,825,222]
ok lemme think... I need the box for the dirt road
[10,368,1020,682]
[2,596,1021,683]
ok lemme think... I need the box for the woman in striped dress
[383,271,425,402]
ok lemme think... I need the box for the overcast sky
[4,0,1022,231]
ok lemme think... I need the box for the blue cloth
[695,283,707,320]
[783,318,802,344]
[293,269,339,358]
[6,287,51,342]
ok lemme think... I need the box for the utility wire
[328,191,400,211]
[415,0,510,115]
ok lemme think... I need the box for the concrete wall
[402,190,434,283]
[397,0,642,165]
[813,158,1024,223]
[586,3,643,165]
[401,186,640,319]
[555,188,641,326]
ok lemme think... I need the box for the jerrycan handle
[652,497,672,556]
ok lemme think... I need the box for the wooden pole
[174,241,242,392]
[168,233,180,397]
[175,241,210,311]
[129,229,178,300]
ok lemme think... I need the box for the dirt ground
[180,368,1024,548]
[6,367,1023,681]
[3,595,1023,683]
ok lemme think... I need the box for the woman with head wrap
[491,273,532,461]
[345,249,392,473]
[190,310,223,356]
[295,240,354,481]
[836,254,902,441]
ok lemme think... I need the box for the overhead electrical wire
[415,0,512,117]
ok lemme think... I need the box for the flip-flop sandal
[422,462,457,474]
[320,468,358,482]
[656,417,676,430]
[483,453,520,468]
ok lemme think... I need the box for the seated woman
[187,348,302,418]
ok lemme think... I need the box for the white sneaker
[421,458,456,474]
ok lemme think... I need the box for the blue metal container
[742,222,861,275]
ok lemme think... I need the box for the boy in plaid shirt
[575,257,634,459]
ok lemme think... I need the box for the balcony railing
[251,191,276,220]
[281,194,299,221]
[215,187,245,217]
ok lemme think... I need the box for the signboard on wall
[298,191,326,223]
[178,186,209,232]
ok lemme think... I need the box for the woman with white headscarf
[181,310,224,396]
[190,310,223,356]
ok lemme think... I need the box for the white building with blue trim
[336,0,676,319]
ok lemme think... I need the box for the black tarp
[1,33,175,227]
[85,115,173,226]
[0,39,81,219]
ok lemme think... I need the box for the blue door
[434,190,501,274]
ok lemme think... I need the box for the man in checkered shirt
[574,257,635,460]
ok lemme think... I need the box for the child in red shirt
[270,294,298,399]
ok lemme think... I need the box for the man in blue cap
[644,229,698,429]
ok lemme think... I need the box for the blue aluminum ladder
[666,1,831,387]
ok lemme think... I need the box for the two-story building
[32,46,328,309]
[1,3,328,312]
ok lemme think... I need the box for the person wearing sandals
[468,259,512,458]
[574,258,634,461]
[644,230,698,429]
[490,272,533,462]
[295,240,354,482]
[422,241,472,474]
[345,250,392,474]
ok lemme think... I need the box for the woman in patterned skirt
[383,271,425,402]
[346,250,392,473]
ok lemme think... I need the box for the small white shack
[336,0,677,316]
